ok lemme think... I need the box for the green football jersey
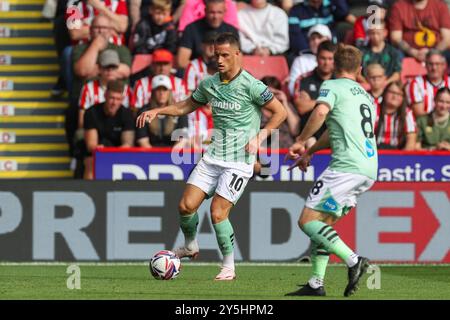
[316,78,378,180]
[191,69,274,164]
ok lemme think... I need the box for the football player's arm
[306,130,330,156]
[258,97,287,142]
[296,103,329,142]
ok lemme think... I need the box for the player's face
[215,43,240,74]
[426,55,446,80]
[152,62,172,76]
[367,69,386,91]
[153,86,171,105]
[434,91,450,116]
[385,84,404,109]
[205,2,226,28]
[104,90,123,115]
[317,50,334,75]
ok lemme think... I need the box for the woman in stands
[416,87,450,151]
[135,75,188,148]
[375,81,417,150]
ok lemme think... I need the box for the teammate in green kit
[285,44,378,297]
[136,32,287,280]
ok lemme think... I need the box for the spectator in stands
[176,0,239,69]
[131,0,177,54]
[129,0,185,30]
[389,0,450,63]
[78,50,133,130]
[288,24,332,97]
[237,0,289,56]
[178,0,239,32]
[366,63,387,109]
[136,75,188,148]
[83,80,135,179]
[416,87,450,150]
[360,21,401,85]
[260,76,300,148]
[406,50,450,116]
[133,49,188,109]
[67,0,129,46]
[375,81,417,150]
[184,31,218,94]
[354,0,388,48]
[288,0,355,58]
[293,40,336,147]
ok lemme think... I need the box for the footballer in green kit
[286,44,378,297]
[136,33,287,280]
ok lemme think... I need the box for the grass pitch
[0,263,449,300]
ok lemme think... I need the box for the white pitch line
[1,262,450,267]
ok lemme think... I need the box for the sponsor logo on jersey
[260,88,273,102]
[322,197,338,212]
[319,89,330,97]
[211,99,242,111]
[365,139,375,158]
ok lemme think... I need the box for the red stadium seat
[401,57,427,83]
[131,54,152,74]
[242,55,289,83]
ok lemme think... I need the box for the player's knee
[210,210,226,224]
[178,199,197,216]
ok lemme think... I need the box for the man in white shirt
[238,0,289,56]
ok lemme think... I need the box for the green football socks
[213,219,235,257]
[179,212,199,246]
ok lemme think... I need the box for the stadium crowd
[42,0,450,178]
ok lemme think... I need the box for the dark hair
[317,40,337,55]
[214,32,240,49]
[106,80,125,94]
[205,0,225,5]
[376,81,407,148]
[334,43,362,74]
[434,87,450,102]
[260,76,281,90]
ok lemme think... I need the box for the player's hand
[245,136,260,154]
[288,153,312,172]
[136,109,158,128]
[284,140,306,162]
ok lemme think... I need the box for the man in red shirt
[389,0,450,62]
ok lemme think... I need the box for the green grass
[0,263,449,300]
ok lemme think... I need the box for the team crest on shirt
[319,89,329,97]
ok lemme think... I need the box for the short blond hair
[334,43,362,75]
[151,0,172,11]
[366,63,385,76]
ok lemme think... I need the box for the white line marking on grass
[1,262,450,267]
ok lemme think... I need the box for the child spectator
[366,63,387,109]
[131,0,177,54]
[360,21,401,85]
[136,75,188,147]
[416,87,450,150]
[375,81,417,150]
[353,0,388,48]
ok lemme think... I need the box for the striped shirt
[79,80,132,110]
[375,107,416,148]
[67,0,128,46]
[368,91,383,110]
[406,75,450,114]
[132,75,188,109]
[184,57,208,92]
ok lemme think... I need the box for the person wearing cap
[83,80,135,179]
[132,48,188,109]
[177,0,239,69]
[353,0,388,48]
[78,49,133,130]
[288,24,332,96]
[288,0,355,58]
[237,0,289,56]
[136,75,188,148]
[389,0,450,63]
[131,0,177,54]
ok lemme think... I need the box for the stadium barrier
[0,180,448,263]
[94,148,450,182]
